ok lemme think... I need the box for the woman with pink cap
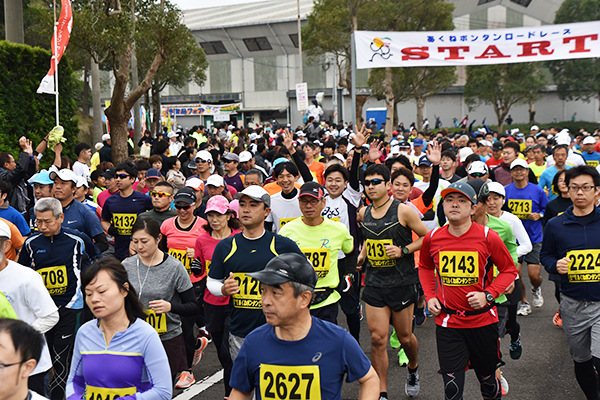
[194,195,241,399]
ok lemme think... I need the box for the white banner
[355,21,600,69]
[296,82,309,111]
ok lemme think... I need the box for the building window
[477,0,495,4]
[289,34,299,48]
[509,0,532,6]
[254,56,277,92]
[243,37,273,52]
[200,41,227,55]
[210,59,231,93]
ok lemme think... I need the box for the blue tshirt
[208,231,303,338]
[581,151,600,167]
[230,316,371,400]
[0,205,30,236]
[101,191,152,260]
[538,165,571,201]
[505,183,548,243]
[63,199,104,239]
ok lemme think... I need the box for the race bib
[507,200,532,220]
[206,260,211,275]
[279,217,299,229]
[145,309,167,335]
[327,217,340,222]
[169,248,192,275]
[37,265,68,296]
[260,364,321,400]
[112,213,137,236]
[567,249,600,283]
[85,385,136,400]
[365,239,395,268]
[303,249,330,279]
[232,273,261,309]
[587,160,600,168]
[439,251,479,286]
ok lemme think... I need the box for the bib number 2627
[260,364,320,400]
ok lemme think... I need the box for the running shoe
[390,329,400,349]
[192,336,210,367]
[414,307,426,326]
[198,326,212,342]
[405,368,420,397]
[510,337,522,360]
[553,310,563,327]
[517,302,531,316]
[378,395,388,400]
[532,287,544,308]
[398,348,409,367]
[175,371,195,389]
[500,374,509,396]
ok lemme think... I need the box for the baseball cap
[185,177,204,191]
[235,185,271,207]
[0,219,11,239]
[101,167,116,179]
[487,181,506,198]
[196,150,213,162]
[102,133,111,142]
[247,253,318,288]
[223,152,240,162]
[510,159,529,170]
[459,147,474,162]
[332,153,346,163]
[413,138,424,146]
[239,151,253,163]
[466,178,486,203]
[30,170,54,185]
[205,195,230,215]
[299,181,325,199]
[249,133,259,140]
[167,131,179,138]
[145,168,162,179]
[398,140,411,148]
[188,159,197,169]
[492,142,503,152]
[530,125,540,132]
[50,169,78,184]
[583,136,596,145]
[206,174,224,187]
[76,176,89,188]
[479,140,492,147]
[441,181,477,204]
[417,155,432,167]
[173,187,197,204]
[467,161,488,176]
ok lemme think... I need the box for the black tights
[554,280,561,304]
[211,330,233,396]
[574,358,600,400]
[505,304,520,343]
[442,370,501,400]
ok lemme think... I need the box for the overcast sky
[172,0,266,10]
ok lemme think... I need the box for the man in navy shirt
[101,162,152,260]
[230,253,379,400]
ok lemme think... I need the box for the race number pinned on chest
[112,213,137,236]
[567,250,600,283]
[37,265,68,296]
[507,200,532,220]
[260,364,321,400]
[303,249,330,279]
[279,217,299,229]
[145,309,167,335]
[439,251,479,286]
[232,273,262,309]
[365,239,395,268]
[85,385,136,400]
[169,248,192,275]
[587,160,600,168]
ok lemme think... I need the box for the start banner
[354,20,600,69]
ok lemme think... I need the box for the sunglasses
[224,159,237,163]
[196,159,210,164]
[175,203,195,210]
[150,191,172,198]
[469,172,486,178]
[364,178,385,187]
[115,174,131,180]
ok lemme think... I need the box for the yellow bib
[36,265,68,296]
[259,364,321,400]
[145,309,167,335]
[85,385,136,400]
[567,250,600,283]
[302,249,331,279]
[366,239,395,268]
[507,199,532,220]
[439,251,479,286]
[168,248,192,275]
[112,213,137,236]
[232,273,262,309]
[279,217,299,229]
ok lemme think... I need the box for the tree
[464,63,546,133]
[547,0,600,111]
[71,0,190,163]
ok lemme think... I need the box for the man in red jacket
[419,181,517,400]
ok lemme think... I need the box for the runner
[541,165,600,400]
[122,216,200,389]
[419,181,518,400]
[67,257,172,400]
[228,253,379,400]
[279,181,354,324]
[358,164,429,399]
[139,181,177,226]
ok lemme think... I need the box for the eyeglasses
[568,185,596,193]
[0,361,23,374]
[299,197,321,206]
[175,203,195,210]
[115,174,130,180]
[150,191,172,198]
[364,179,385,187]
[196,159,210,164]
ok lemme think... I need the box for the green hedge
[440,121,598,135]
[0,40,78,167]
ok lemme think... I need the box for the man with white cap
[206,175,230,200]
[168,131,183,156]
[457,161,490,184]
[99,133,112,163]
[239,150,268,178]
[207,185,303,361]
[192,150,213,183]
[580,136,600,167]
[478,140,492,161]
[546,129,585,168]
[505,159,548,317]
[530,125,540,136]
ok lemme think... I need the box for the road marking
[173,369,223,400]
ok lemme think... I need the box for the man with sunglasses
[223,153,244,192]
[101,162,152,260]
[357,164,430,400]
[139,181,177,226]
[541,165,600,400]
[279,182,354,324]
[456,161,490,184]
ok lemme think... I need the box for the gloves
[342,274,354,293]
[190,257,203,276]
[107,226,119,236]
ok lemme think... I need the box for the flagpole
[54,0,59,126]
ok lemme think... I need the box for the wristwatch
[484,291,494,303]
[401,246,410,256]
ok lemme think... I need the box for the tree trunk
[131,45,141,150]
[151,84,161,136]
[82,59,91,118]
[384,67,394,141]
[529,101,535,126]
[4,0,24,44]
[416,96,425,131]
[144,91,151,133]
[356,95,368,127]
[91,58,103,145]
[495,104,507,134]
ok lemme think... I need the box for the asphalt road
[175,278,587,400]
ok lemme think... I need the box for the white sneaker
[517,302,531,316]
[532,287,544,308]
[500,374,509,395]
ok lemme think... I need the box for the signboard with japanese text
[354,21,600,69]
[296,82,309,111]
[161,103,240,118]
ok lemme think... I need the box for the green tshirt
[279,217,354,309]
[0,292,17,319]
[486,214,518,304]
[529,161,547,180]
